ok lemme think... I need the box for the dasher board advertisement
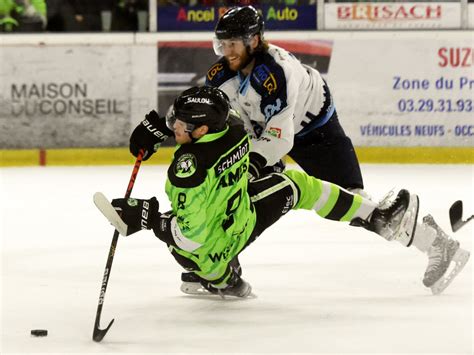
[0,44,156,149]
[328,34,473,146]
[157,5,317,31]
[325,2,461,29]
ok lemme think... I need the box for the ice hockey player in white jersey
[199,5,470,295]
[207,6,364,192]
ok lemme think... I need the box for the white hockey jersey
[206,44,334,166]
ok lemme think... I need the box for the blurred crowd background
[1,0,150,32]
[1,0,469,33]
[1,0,149,32]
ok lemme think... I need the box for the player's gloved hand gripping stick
[92,150,144,342]
[129,110,172,161]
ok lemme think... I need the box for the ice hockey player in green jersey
[107,86,469,298]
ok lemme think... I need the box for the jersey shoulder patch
[205,59,237,87]
[250,52,286,98]
[168,126,249,188]
[250,53,288,121]
[168,148,207,188]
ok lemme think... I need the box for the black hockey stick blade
[93,318,115,342]
[449,200,474,232]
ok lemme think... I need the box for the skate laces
[427,236,446,272]
[381,190,405,223]
[424,215,453,272]
[378,189,395,209]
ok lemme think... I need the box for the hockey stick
[449,200,474,233]
[92,150,144,342]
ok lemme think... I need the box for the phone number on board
[397,99,473,113]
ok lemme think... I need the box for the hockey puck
[31,329,48,337]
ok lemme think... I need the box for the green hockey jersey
[165,125,256,287]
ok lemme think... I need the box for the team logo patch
[175,153,197,178]
[264,98,283,120]
[263,74,277,95]
[207,63,224,81]
[254,64,278,95]
[127,198,138,207]
[267,127,282,138]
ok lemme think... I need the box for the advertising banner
[0,44,156,149]
[157,34,473,147]
[157,5,317,31]
[325,2,461,29]
[328,34,473,146]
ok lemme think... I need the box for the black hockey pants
[289,112,364,190]
[243,173,298,249]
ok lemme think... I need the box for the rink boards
[0,32,472,166]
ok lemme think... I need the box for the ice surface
[1,164,472,354]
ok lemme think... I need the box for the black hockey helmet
[166,86,230,134]
[215,6,264,40]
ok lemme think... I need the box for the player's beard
[226,48,254,72]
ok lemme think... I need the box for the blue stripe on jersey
[238,72,251,96]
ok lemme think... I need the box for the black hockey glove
[248,152,286,181]
[130,110,173,161]
[111,197,160,236]
[248,152,267,181]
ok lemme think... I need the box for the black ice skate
[180,271,252,298]
[180,258,249,298]
[214,274,252,298]
[352,189,419,246]
[422,215,470,295]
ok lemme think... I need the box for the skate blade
[180,282,257,299]
[430,248,470,295]
[180,282,211,296]
[220,292,258,300]
[397,194,420,246]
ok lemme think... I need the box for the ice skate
[353,189,419,246]
[215,275,252,299]
[422,215,470,295]
[180,271,252,298]
[180,257,249,297]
